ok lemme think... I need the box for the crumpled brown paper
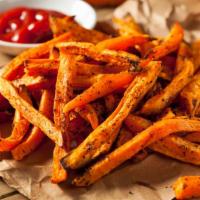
[1,0,200,199]
[113,0,200,42]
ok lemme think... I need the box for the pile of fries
[1,15,200,199]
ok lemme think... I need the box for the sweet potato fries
[1,15,200,200]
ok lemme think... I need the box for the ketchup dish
[0,0,96,55]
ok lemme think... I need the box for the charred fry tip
[60,155,70,170]
[59,158,78,185]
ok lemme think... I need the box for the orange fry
[11,90,54,160]
[151,135,200,165]
[0,86,32,152]
[96,35,149,51]
[51,52,74,183]
[140,59,194,115]
[146,23,183,60]
[173,176,200,199]
[0,77,63,146]
[63,71,136,113]
[52,146,68,183]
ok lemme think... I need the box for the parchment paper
[1,1,200,199]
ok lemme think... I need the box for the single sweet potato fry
[51,52,74,183]
[0,77,63,146]
[96,35,149,51]
[73,118,200,186]
[146,23,184,60]
[11,90,54,160]
[173,176,200,199]
[51,146,68,183]
[0,86,32,152]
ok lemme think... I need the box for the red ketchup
[0,7,65,43]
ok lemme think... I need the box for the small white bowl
[0,0,96,55]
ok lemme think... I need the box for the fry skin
[61,61,161,169]
[0,86,32,152]
[173,176,200,199]
[141,59,194,115]
[11,90,54,160]
[73,118,200,186]
[51,52,74,183]
[0,77,63,146]
[96,35,149,51]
